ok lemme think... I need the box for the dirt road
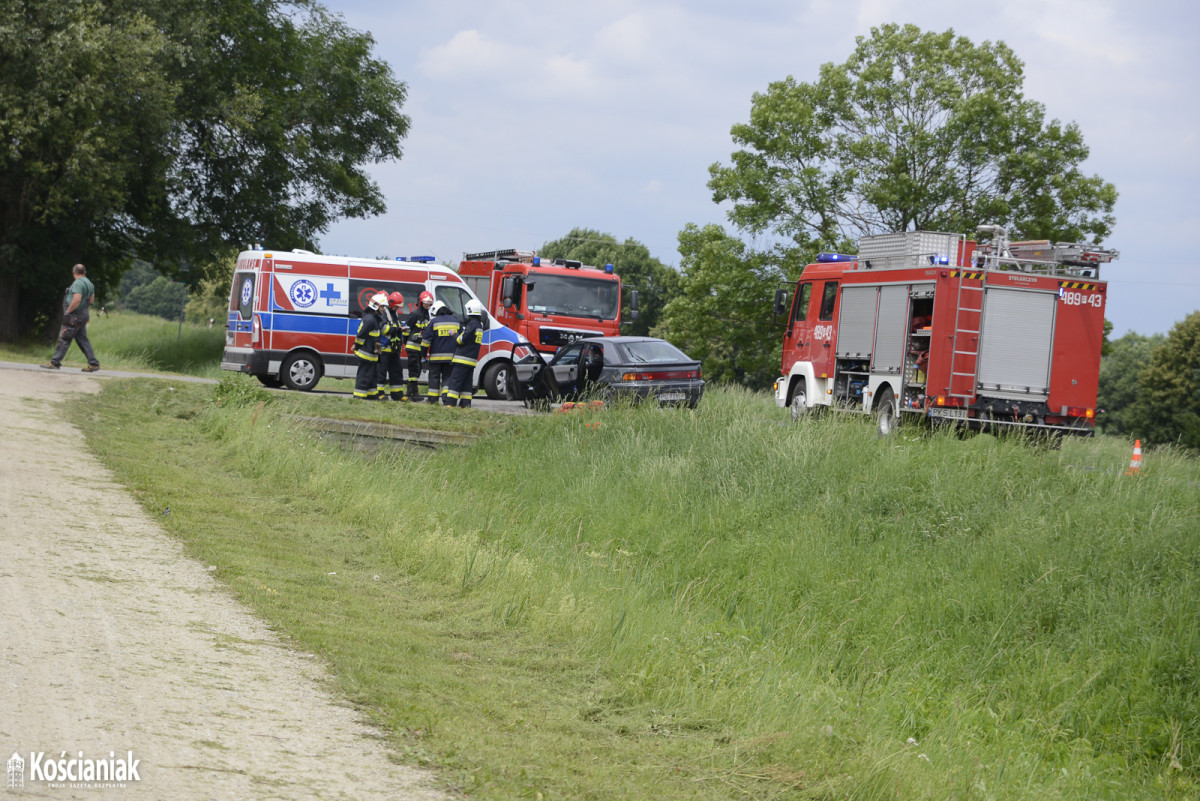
[0,370,444,800]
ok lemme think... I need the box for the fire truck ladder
[948,270,984,401]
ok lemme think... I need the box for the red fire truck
[457,249,632,398]
[773,225,1118,436]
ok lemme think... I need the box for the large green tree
[0,0,408,341]
[707,23,1117,263]
[658,224,782,387]
[538,228,680,337]
[1127,312,1200,450]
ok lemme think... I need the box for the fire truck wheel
[789,385,810,422]
[280,352,323,392]
[482,361,513,400]
[874,387,898,437]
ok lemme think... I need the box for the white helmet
[465,298,485,317]
[368,292,388,311]
[429,300,447,316]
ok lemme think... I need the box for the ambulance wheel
[789,383,809,421]
[255,374,282,389]
[874,387,897,437]
[280,352,323,392]
[482,361,513,400]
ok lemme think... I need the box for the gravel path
[0,370,445,800]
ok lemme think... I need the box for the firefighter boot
[408,380,420,401]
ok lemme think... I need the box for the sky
[317,0,1200,337]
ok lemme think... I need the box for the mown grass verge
[71,378,1199,800]
[0,311,225,376]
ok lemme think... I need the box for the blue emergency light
[816,253,855,263]
[928,255,951,265]
[532,257,541,266]
[605,263,614,273]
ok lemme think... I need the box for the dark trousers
[354,356,379,398]
[51,319,99,366]
[446,363,476,407]
[426,360,453,403]
[378,349,405,399]
[405,351,423,400]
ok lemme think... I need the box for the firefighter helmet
[388,291,405,308]
[368,292,388,311]
[429,300,447,316]
[465,298,485,317]
[419,291,434,306]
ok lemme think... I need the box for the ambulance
[220,248,534,392]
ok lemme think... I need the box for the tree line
[0,0,407,341]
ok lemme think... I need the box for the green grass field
[67,373,1199,800]
[0,311,225,376]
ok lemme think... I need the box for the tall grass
[89,378,1200,799]
[0,311,224,376]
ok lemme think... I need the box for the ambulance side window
[435,285,471,319]
[818,282,839,321]
[792,282,813,323]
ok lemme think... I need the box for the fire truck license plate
[658,391,686,402]
[930,408,967,420]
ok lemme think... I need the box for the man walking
[41,264,100,372]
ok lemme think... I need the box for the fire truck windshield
[525,274,618,320]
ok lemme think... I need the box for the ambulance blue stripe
[261,313,354,336]
[483,326,520,345]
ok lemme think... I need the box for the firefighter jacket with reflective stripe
[422,311,461,363]
[451,317,484,367]
[403,307,430,353]
[354,309,387,361]
[380,308,403,353]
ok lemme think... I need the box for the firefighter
[353,292,390,399]
[421,301,460,404]
[445,299,487,408]
[403,291,434,401]
[378,291,407,400]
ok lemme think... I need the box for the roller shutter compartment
[836,286,878,358]
[977,287,1056,398]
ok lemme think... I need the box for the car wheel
[280,352,323,392]
[789,383,809,422]
[482,361,513,400]
[874,387,897,437]
[255,374,283,389]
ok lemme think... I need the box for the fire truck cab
[773,226,1117,436]
[457,249,631,399]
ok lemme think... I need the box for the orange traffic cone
[1124,439,1143,476]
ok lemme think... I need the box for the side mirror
[501,276,515,308]
[523,278,535,291]
[774,288,787,316]
[629,289,639,322]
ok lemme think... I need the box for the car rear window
[617,340,690,364]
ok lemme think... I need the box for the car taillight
[620,369,701,381]
[252,314,261,344]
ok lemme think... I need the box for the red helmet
[419,291,434,306]
[388,291,404,308]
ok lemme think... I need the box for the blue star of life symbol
[240,278,253,306]
[289,279,317,308]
